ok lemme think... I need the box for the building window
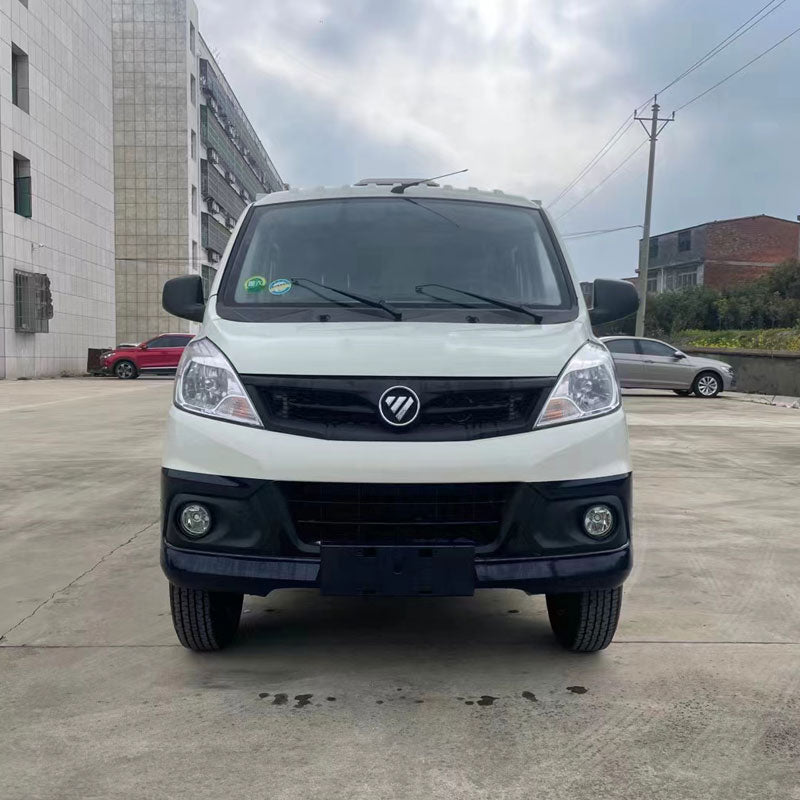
[11,44,29,112]
[189,22,196,55]
[648,237,659,260]
[14,270,52,333]
[646,274,658,294]
[192,240,198,268]
[192,185,198,215]
[190,74,196,106]
[677,270,697,289]
[191,129,197,160]
[678,230,692,252]
[13,155,32,218]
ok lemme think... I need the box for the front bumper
[162,541,631,596]
[161,469,633,597]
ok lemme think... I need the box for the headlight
[535,341,620,428]
[174,338,262,427]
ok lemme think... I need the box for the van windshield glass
[222,198,573,320]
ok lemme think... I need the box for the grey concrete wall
[684,347,800,396]
[111,0,193,344]
[1,0,115,378]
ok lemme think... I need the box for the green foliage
[674,328,800,352]
[642,259,800,337]
[591,261,800,349]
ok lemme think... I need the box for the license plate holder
[320,544,475,597]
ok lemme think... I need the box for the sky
[195,0,800,281]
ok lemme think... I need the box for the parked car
[601,336,734,397]
[159,180,641,654]
[101,333,194,379]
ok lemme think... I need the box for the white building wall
[0,0,116,378]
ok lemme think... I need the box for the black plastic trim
[161,469,633,559]
[162,541,631,596]
[239,374,556,442]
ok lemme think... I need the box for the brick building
[635,215,800,294]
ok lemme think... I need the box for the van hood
[202,318,591,378]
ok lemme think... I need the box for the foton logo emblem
[378,386,421,427]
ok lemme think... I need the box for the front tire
[169,583,243,652]
[114,360,138,380]
[692,371,721,398]
[546,587,622,652]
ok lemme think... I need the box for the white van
[161,180,639,653]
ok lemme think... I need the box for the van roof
[253,183,541,210]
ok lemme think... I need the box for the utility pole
[634,96,674,337]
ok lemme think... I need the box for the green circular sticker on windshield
[268,278,293,295]
[244,275,267,293]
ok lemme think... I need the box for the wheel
[692,371,721,398]
[114,360,138,380]
[169,583,243,652]
[546,587,622,652]
[673,389,691,396]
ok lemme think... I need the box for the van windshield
[218,198,576,324]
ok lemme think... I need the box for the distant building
[633,215,800,294]
[1,0,115,379]
[111,0,283,345]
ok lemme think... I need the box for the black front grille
[280,481,515,546]
[242,376,554,440]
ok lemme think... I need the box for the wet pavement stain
[326,697,336,702]
[464,701,474,705]
[294,694,313,708]
[258,692,270,699]
[476,696,498,706]
[376,700,384,705]
[272,693,288,705]
[522,691,537,702]
[507,609,520,614]
[567,686,588,694]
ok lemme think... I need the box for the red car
[102,333,194,379]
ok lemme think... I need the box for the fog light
[583,504,614,538]
[179,503,212,538]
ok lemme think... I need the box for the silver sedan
[600,336,735,397]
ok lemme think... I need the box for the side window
[146,336,170,349]
[638,339,676,357]
[606,339,637,355]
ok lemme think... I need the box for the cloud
[196,0,800,279]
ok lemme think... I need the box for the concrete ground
[1,378,799,800]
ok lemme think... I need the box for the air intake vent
[241,376,554,441]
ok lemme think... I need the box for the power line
[562,224,643,240]
[554,139,649,221]
[674,22,800,111]
[654,0,789,96]
[547,0,791,211]
[547,118,635,208]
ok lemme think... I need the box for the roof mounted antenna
[390,169,468,194]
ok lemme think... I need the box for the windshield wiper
[415,284,543,323]
[290,277,403,321]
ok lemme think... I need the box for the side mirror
[163,275,205,323]
[674,351,687,359]
[138,343,148,350]
[589,279,639,326]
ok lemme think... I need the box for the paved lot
[1,379,799,800]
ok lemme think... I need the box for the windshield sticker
[244,275,267,293]
[268,278,293,296]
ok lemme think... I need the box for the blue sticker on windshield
[268,278,292,295]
